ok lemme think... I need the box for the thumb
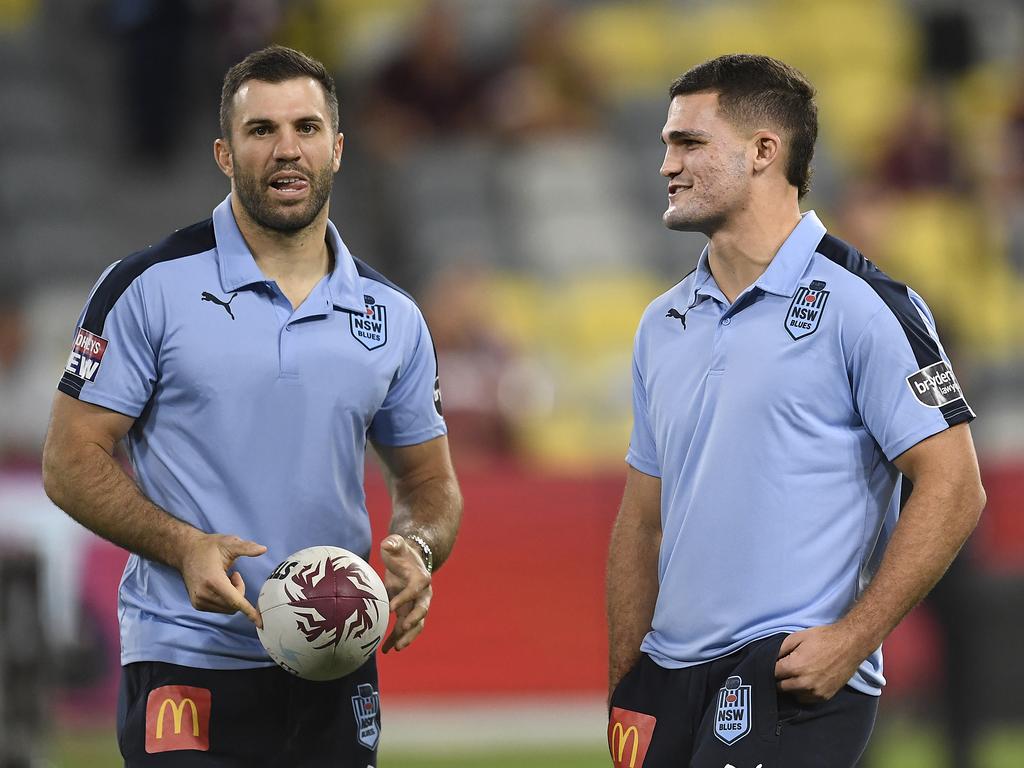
[381,535,405,557]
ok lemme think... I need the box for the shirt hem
[370,424,447,447]
[885,413,974,463]
[625,455,661,478]
[121,648,279,670]
[76,390,146,419]
[642,630,884,696]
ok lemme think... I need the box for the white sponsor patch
[64,327,108,382]
[906,360,964,408]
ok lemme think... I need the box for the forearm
[43,440,201,569]
[388,474,462,571]
[607,513,661,690]
[840,477,984,657]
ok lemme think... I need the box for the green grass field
[51,720,1024,767]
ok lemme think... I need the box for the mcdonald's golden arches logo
[608,707,656,768]
[145,685,211,754]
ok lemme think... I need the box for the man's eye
[253,126,269,136]
[299,124,316,134]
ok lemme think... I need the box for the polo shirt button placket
[722,317,731,326]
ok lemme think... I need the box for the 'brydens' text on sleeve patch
[65,327,108,382]
[906,360,964,408]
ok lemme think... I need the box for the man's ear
[214,137,233,178]
[333,132,344,172]
[751,130,782,174]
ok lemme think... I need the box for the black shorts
[608,634,878,768]
[117,658,380,767]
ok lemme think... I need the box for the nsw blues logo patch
[714,675,752,745]
[351,683,380,750]
[785,281,829,340]
[351,295,387,350]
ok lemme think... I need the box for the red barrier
[367,464,623,695]
[58,460,1023,716]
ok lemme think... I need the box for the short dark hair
[220,45,339,140]
[669,54,818,198]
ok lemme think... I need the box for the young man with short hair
[607,54,985,768]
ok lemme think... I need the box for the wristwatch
[404,533,434,573]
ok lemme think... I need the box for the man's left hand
[379,534,432,653]
[774,623,869,704]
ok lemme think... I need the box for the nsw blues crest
[714,675,752,745]
[351,296,388,350]
[351,683,381,749]
[785,281,829,340]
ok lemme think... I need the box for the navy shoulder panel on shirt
[353,257,415,303]
[816,233,966,426]
[82,219,216,335]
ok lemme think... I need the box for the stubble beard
[663,153,748,236]
[234,161,334,233]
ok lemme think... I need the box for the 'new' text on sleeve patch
[64,327,108,382]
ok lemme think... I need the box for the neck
[707,191,802,303]
[230,194,332,284]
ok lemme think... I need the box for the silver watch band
[405,533,434,573]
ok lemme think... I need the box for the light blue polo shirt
[627,212,974,694]
[59,195,446,669]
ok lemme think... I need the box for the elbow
[41,437,68,509]
[968,477,987,530]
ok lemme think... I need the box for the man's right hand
[178,532,267,627]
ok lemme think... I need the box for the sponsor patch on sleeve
[906,360,964,408]
[64,327,108,382]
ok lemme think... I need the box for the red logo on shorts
[145,685,211,754]
[609,707,656,768]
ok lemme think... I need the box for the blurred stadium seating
[1,0,1022,766]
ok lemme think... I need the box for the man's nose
[660,148,682,179]
[273,130,302,161]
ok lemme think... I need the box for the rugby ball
[257,546,390,681]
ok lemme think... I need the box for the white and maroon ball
[257,546,389,681]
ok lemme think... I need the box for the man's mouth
[268,172,310,194]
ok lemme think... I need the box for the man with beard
[606,55,985,767]
[42,46,462,766]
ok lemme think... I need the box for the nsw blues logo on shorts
[351,683,380,750]
[714,675,752,745]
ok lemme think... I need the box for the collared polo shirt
[627,211,974,695]
[59,195,446,669]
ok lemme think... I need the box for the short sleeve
[58,269,157,418]
[626,334,661,477]
[849,292,975,462]
[368,307,447,446]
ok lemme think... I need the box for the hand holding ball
[257,546,389,681]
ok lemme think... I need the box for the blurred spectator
[0,277,57,467]
[878,86,966,192]
[420,263,519,465]
[486,2,603,140]
[109,0,196,163]
[363,1,494,157]
[833,179,892,261]
[997,82,1024,276]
